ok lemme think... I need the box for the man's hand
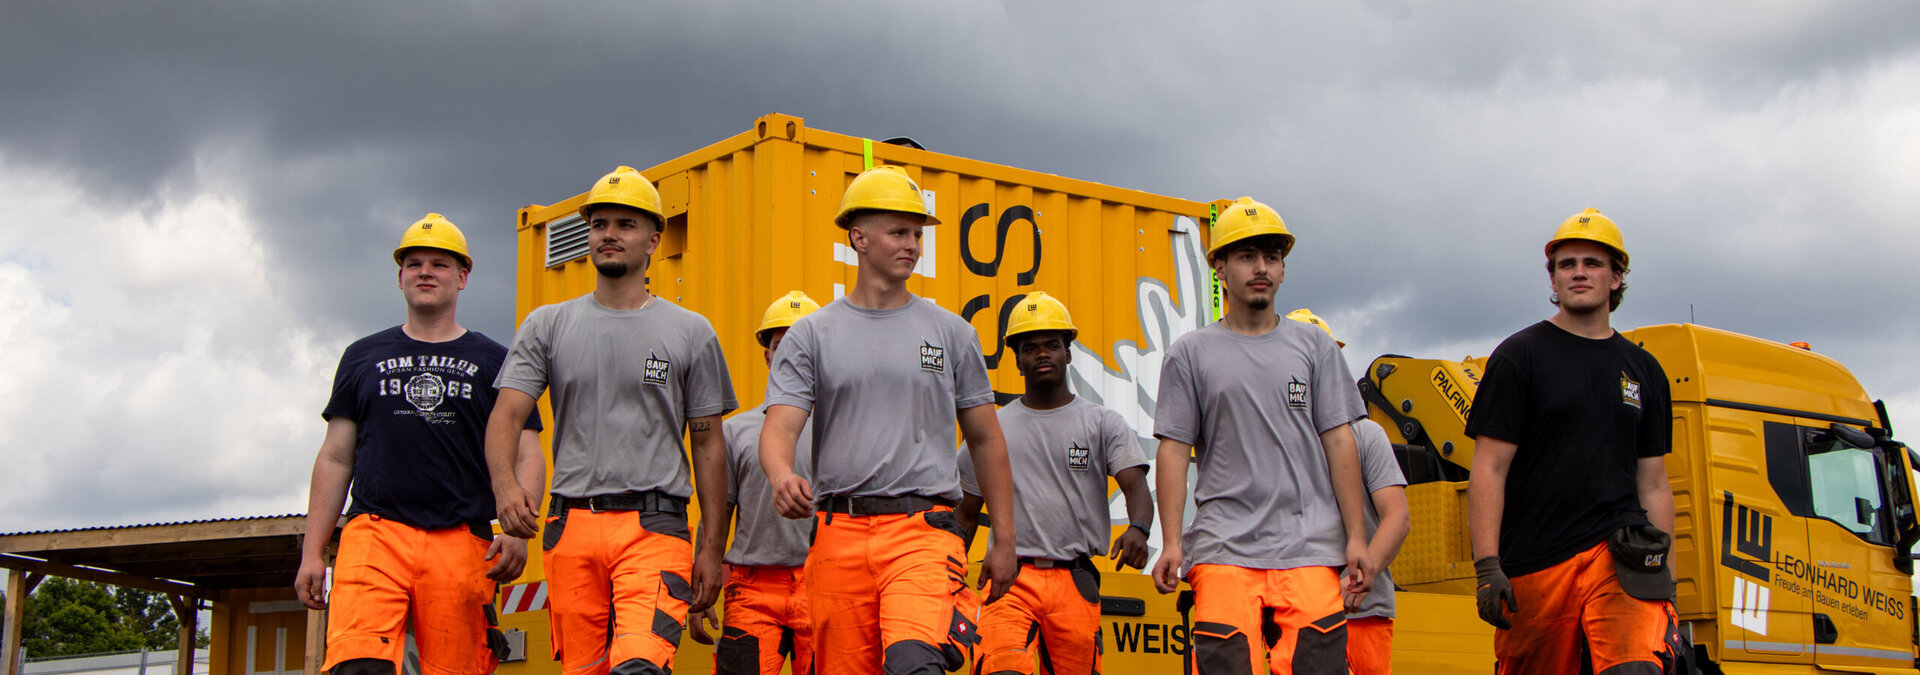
[691,548,725,613]
[1110,526,1151,571]
[484,535,529,583]
[1474,556,1517,630]
[980,542,1020,604]
[1342,589,1365,613]
[1151,545,1183,594]
[770,473,814,520]
[294,556,329,610]
[687,607,721,646]
[495,487,540,539]
[1343,538,1374,596]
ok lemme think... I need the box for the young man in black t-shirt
[296,214,545,675]
[1465,208,1681,674]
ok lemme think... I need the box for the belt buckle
[1033,559,1057,569]
[587,496,608,513]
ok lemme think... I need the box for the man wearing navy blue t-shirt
[296,214,545,675]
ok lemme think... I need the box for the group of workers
[292,162,1681,675]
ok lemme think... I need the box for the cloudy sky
[2,2,1917,534]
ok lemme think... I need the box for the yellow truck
[491,113,1915,674]
[1364,324,1920,673]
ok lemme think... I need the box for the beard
[1242,294,1272,312]
[594,258,632,279]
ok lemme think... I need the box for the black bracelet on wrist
[1127,523,1151,537]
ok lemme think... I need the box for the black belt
[1019,555,1095,571]
[551,491,686,515]
[817,495,955,516]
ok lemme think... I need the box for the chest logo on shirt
[920,341,946,373]
[403,373,447,412]
[1287,376,1309,410]
[1066,444,1092,472]
[1621,372,1642,409]
[644,353,671,387]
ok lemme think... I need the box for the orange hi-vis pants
[1187,565,1347,675]
[1496,541,1678,675]
[1344,616,1392,675]
[715,565,813,675]
[972,561,1102,675]
[807,506,979,675]
[323,514,500,675]
[542,507,694,675]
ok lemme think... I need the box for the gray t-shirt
[497,294,737,499]
[1152,319,1366,571]
[1350,418,1407,619]
[764,296,996,502]
[722,403,814,567]
[958,398,1148,560]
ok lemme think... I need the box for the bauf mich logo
[1067,444,1092,472]
[920,341,946,373]
[643,353,671,387]
[1621,372,1642,409]
[1287,376,1309,410]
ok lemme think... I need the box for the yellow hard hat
[756,291,821,347]
[1285,308,1344,348]
[580,166,665,226]
[1545,208,1628,266]
[835,165,940,228]
[1208,196,1294,260]
[393,213,471,269]
[1004,291,1077,346]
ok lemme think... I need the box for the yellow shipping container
[498,113,1219,674]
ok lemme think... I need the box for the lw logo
[1721,491,1773,636]
[920,341,946,373]
[404,373,446,412]
[643,354,670,387]
[1620,372,1642,409]
[1286,376,1309,410]
[1066,445,1092,472]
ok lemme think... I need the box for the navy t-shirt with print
[323,327,541,531]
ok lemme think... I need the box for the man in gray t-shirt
[484,166,737,675]
[758,165,1019,674]
[955,291,1152,675]
[689,291,819,675]
[1150,197,1372,675]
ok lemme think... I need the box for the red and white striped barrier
[500,581,549,614]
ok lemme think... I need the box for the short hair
[1546,244,1630,311]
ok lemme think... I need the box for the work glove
[1474,556,1517,630]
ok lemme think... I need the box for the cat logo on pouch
[920,341,945,373]
[644,353,671,387]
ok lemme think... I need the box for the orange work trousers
[1495,541,1677,675]
[323,514,499,675]
[542,508,694,675]
[715,565,812,675]
[1344,616,1392,675]
[973,563,1102,675]
[806,506,978,675]
[1187,564,1347,675]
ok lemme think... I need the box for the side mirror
[1831,423,1876,449]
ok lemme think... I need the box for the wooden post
[304,607,326,675]
[170,595,198,675]
[3,573,45,675]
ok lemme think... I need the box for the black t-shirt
[323,327,541,531]
[1464,321,1672,577]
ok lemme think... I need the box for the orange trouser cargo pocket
[1496,541,1676,675]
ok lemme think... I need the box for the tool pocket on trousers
[1071,567,1101,604]
[715,627,757,675]
[541,511,567,552]
[923,510,964,541]
[1191,622,1254,675]
[652,571,693,645]
[640,512,690,542]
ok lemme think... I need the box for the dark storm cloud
[3,1,1918,531]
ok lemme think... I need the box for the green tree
[23,579,206,658]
